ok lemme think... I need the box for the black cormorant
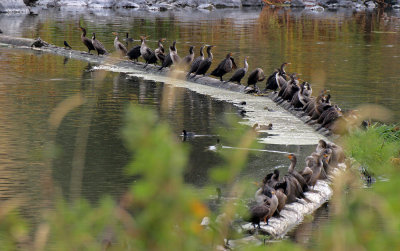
[91,33,108,55]
[186,45,205,78]
[228,56,248,85]
[79,26,95,54]
[191,45,214,78]
[210,52,237,81]
[140,36,154,64]
[247,68,265,87]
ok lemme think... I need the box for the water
[0,6,399,243]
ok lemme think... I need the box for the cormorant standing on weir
[143,38,166,67]
[180,46,195,67]
[91,33,108,55]
[113,32,128,57]
[210,52,237,81]
[191,45,214,78]
[247,68,265,87]
[169,41,181,65]
[265,62,289,91]
[63,41,72,50]
[79,26,95,54]
[154,38,166,64]
[159,41,180,71]
[186,45,205,78]
[140,36,154,65]
[228,56,249,84]
[127,42,142,62]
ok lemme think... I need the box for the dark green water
[0,6,399,243]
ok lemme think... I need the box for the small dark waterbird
[63,40,72,49]
[123,32,134,43]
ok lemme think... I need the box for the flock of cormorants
[74,25,347,136]
[249,139,345,228]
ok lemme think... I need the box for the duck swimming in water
[182,130,196,141]
[123,32,134,43]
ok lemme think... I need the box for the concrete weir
[0,35,344,241]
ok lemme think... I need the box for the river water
[0,6,399,244]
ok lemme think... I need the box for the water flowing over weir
[0,35,343,241]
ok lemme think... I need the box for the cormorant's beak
[252,181,260,186]
[287,62,292,65]
[288,155,293,160]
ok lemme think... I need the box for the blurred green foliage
[1,107,400,250]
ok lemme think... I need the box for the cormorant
[143,38,166,66]
[140,36,154,65]
[277,73,300,103]
[247,68,265,87]
[186,45,205,78]
[169,41,181,65]
[113,32,128,57]
[127,43,142,62]
[227,56,248,85]
[91,33,108,55]
[180,45,195,67]
[290,82,312,109]
[249,191,273,228]
[191,45,214,78]
[154,38,166,64]
[158,41,179,71]
[210,52,237,81]
[63,40,72,50]
[79,26,95,54]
